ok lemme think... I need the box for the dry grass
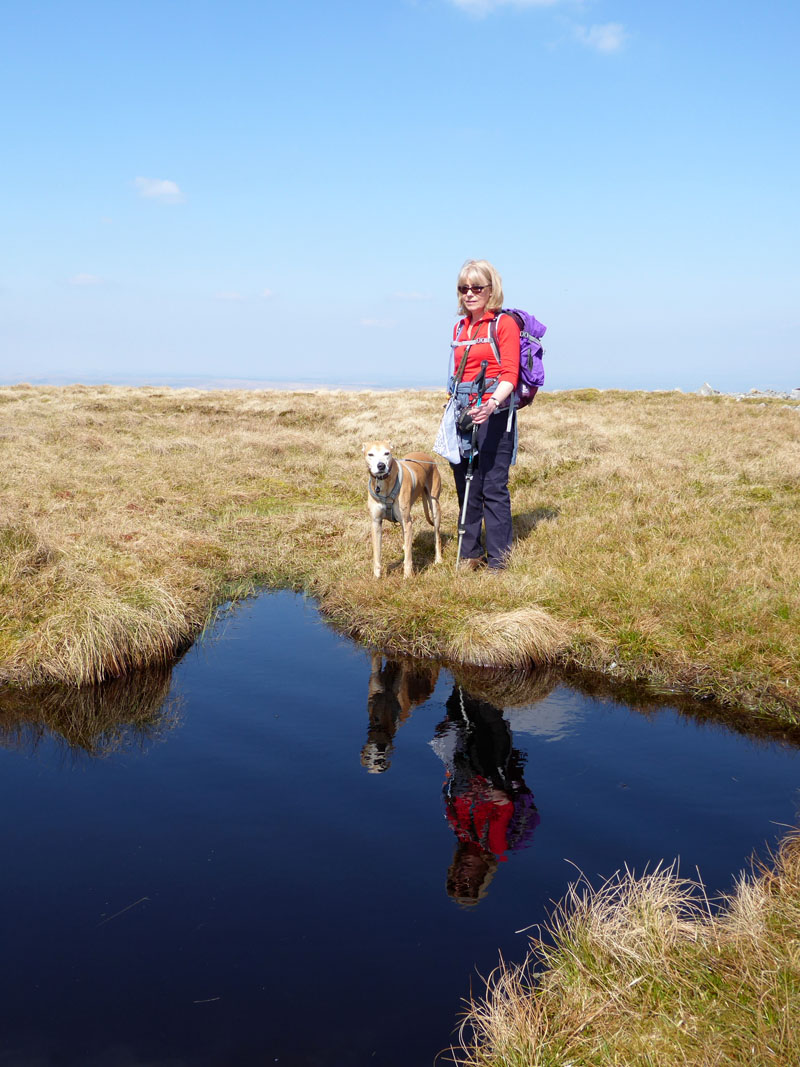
[450,831,800,1067]
[1,384,798,727]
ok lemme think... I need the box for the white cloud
[574,22,628,53]
[69,273,102,286]
[262,288,274,299]
[134,177,185,203]
[448,0,561,16]
[214,291,245,301]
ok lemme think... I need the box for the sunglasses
[458,284,490,295]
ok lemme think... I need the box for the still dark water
[1,592,798,1067]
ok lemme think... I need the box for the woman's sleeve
[496,314,521,388]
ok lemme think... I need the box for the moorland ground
[1,383,798,723]
[2,383,799,1066]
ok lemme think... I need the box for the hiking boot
[458,556,486,572]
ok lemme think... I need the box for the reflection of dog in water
[431,686,539,907]
[361,653,439,774]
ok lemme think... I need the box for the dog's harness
[369,463,417,523]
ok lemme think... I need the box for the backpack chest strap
[451,318,503,367]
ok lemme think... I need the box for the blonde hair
[456,259,504,315]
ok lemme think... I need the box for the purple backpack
[489,309,546,410]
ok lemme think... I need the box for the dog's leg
[431,492,443,564]
[371,516,383,578]
[400,512,414,578]
[421,490,443,565]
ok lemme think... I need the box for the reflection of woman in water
[431,686,539,906]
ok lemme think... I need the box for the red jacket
[452,310,520,404]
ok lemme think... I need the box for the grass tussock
[451,831,800,1067]
[0,385,798,726]
[446,607,570,668]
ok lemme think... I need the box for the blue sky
[2,0,798,391]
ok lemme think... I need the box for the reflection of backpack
[506,787,540,852]
[451,308,547,413]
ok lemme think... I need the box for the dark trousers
[451,411,515,569]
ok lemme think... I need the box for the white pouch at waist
[433,396,461,465]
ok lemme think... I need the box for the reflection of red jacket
[445,776,513,860]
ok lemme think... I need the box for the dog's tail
[422,463,441,528]
[422,492,433,525]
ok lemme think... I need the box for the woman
[450,259,520,571]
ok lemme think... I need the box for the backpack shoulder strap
[486,314,504,366]
[452,320,470,385]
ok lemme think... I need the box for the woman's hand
[468,396,498,425]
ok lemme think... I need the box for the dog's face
[363,441,394,478]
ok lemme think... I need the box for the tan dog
[363,441,442,578]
